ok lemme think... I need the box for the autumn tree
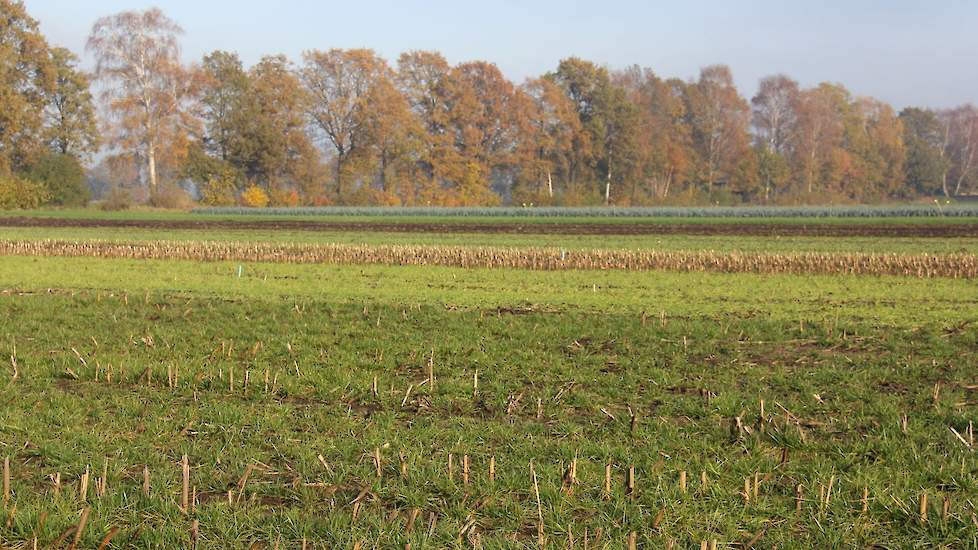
[300,48,393,201]
[792,83,848,195]
[596,83,640,204]
[394,53,535,205]
[941,105,978,196]
[781,83,911,201]
[515,77,589,203]
[750,75,799,201]
[247,55,321,201]
[752,145,790,202]
[229,55,318,205]
[752,75,798,155]
[683,65,752,198]
[844,97,905,200]
[0,0,99,208]
[181,51,248,203]
[550,58,640,204]
[190,53,322,204]
[44,48,99,158]
[396,50,452,139]
[900,108,948,196]
[0,0,55,173]
[615,67,693,203]
[394,51,458,203]
[549,57,609,201]
[358,74,422,204]
[87,8,199,193]
[442,61,531,204]
[198,51,250,164]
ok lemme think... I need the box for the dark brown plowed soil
[1,216,977,238]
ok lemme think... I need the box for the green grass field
[0,215,976,548]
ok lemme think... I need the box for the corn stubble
[2,239,976,278]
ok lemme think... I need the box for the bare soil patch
[2,215,977,237]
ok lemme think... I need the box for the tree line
[2,3,976,208]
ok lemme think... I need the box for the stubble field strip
[5,224,978,255]
[2,239,978,278]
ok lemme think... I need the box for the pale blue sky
[23,0,978,109]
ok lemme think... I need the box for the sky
[22,0,978,110]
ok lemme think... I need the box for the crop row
[190,204,978,218]
[1,239,977,278]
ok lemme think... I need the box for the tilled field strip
[2,216,978,237]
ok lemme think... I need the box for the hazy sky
[23,0,978,109]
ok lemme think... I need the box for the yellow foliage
[0,174,50,209]
[240,185,270,208]
[199,169,239,206]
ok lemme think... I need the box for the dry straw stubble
[0,239,975,278]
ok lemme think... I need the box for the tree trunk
[807,147,817,195]
[954,126,976,196]
[147,142,158,192]
[807,124,821,195]
[335,155,343,200]
[941,118,952,197]
[547,170,553,198]
[705,163,715,197]
[605,165,612,206]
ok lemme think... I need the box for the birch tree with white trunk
[87,8,197,192]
